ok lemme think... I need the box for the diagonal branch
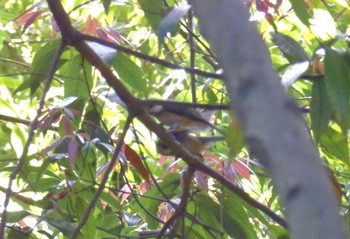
[46,0,287,229]
[0,40,66,238]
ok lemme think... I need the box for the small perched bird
[148,104,225,135]
[156,131,225,156]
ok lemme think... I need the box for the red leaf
[17,10,45,33]
[68,139,79,166]
[81,15,99,36]
[38,108,59,131]
[255,0,268,12]
[13,2,42,21]
[62,115,73,135]
[122,143,150,182]
[232,160,250,180]
[119,184,133,203]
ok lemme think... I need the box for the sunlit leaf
[112,53,147,96]
[310,9,336,40]
[281,61,309,87]
[319,127,349,166]
[15,40,62,95]
[137,0,164,31]
[289,0,310,27]
[227,115,244,159]
[158,4,191,43]
[4,210,31,223]
[61,54,92,99]
[271,32,310,63]
[324,48,350,133]
[310,77,331,142]
[86,42,117,65]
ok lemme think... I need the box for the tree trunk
[189,0,348,238]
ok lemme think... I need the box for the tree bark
[189,0,348,238]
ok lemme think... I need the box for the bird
[147,104,225,135]
[156,131,225,156]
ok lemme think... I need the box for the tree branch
[46,0,287,229]
[0,40,66,238]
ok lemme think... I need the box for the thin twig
[80,34,224,80]
[157,167,195,238]
[188,9,197,103]
[47,0,287,228]
[69,116,132,239]
[0,40,66,238]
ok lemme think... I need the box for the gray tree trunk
[189,0,348,238]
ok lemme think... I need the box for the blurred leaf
[281,61,309,87]
[15,39,62,95]
[289,0,310,27]
[76,196,96,239]
[158,4,191,44]
[137,0,164,31]
[324,48,350,133]
[136,173,180,229]
[112,53,147,96]
[217,191,257,238]
[44,217,74,237]
[99,191,122,211]
[86,42,117,65]
[61,54,92,99]
[68,139,79,166]
[310,77,331,142]
[319,127,349,166]
[7,226,32,239]
[102,0,112,14]
[227,115,244,160]
[122,143,150,182]
[271,32,310,63]
[10,126,26,157]
[4,210,31,223]
[193,192,253,238]
[232,160,250,180]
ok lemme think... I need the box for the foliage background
[0,0,349,238]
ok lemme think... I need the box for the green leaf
[44,217,74,237]
[319,127,349,166]
[7,226,32,239]
[61,54,92,99]
[4,210,31,223]
[134,173,180,229]
[102,0,111,14]
[15,40,62,95]
[137,0,164,31]
[271,32,310,63]
[99,191,122,211]
[227,115,244,160]
[10,126,25,157]
[112,53,147,96]
[289,0,310,27]
[192,192,251,238]
[76,196,96,239]
[310,77,331,142]
[216,191,257,238]
[158,4,191,44]
[324,48,350,133]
